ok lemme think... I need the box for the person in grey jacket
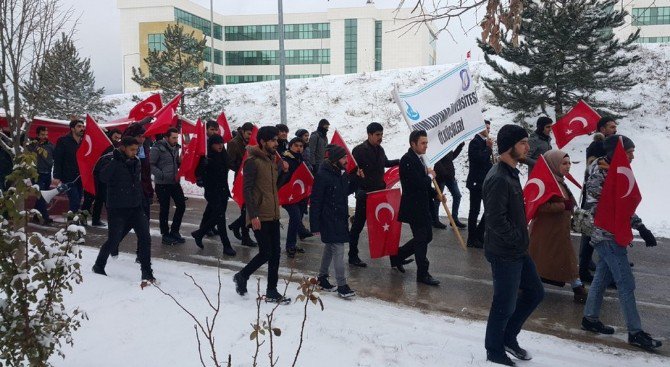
[308,118,329,172]
[525,116,553,173]
[150,128,186,245]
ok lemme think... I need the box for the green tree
[480,0,640,122]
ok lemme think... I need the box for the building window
[204,47,224,65]
[345,19,357,74]
[225,74,321,84]
[225,23,330,41]
[636,36,670,43]
[174,8,223,40]
[632,7,670,26]
[225,49,329,66]
[148,34,165,52]
[374,21,382,71]
[206,73,224,85]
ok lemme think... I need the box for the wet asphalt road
[70,196,670,356]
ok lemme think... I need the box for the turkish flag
[144,93,182,137]
[247,124,259,146]
[366,188,402,259]
[552,100,601,148]
[231,152,247,208]
[77,115,113,195]
[384,166,400,189]
[217,111,233,143]
[278,163,314,205]
[594,138,642,246]
[330,130,357,173]
[128,94,163,121]
[177,119,206,183]
[523,155,564,223]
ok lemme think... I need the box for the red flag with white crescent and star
[128,93,163,121]
[216,110,233,143]
[278,163,314,205]
[594,138,642,246]
[143,93,182,137]
[552,100,601,148]
[383,166,400,189]
[366,188,402,259]
[523,155,564,223]
[231,125,259,208]
[177,119,206,183]
[76,115,113,195]
[330,130,358,173]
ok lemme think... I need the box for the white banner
[394,61,485,165]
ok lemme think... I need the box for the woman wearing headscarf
[528,149,588,303]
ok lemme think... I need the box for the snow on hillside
[103,44,670,237]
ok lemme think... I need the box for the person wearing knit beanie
[602,134,635,160]
[325,144,347,164]
[497,124,529,156]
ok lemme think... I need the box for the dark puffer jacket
[100,149,143,209]
[310,161,357,243]
[53,134,81,182]
[466,134,493,190]
[196,146,230,202]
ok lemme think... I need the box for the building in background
[118,0,437,92]
[616,0,670,44]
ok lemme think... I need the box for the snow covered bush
[0,152,87,366]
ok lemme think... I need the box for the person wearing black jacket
[431,141,466,229]
[278,137,312,257]
[276,124,289,155]
[93,137,155,284]
[191,135,236,256]
[466,120,493,248]
[227,123,257,247]
[348,122,399,267]
[483,124,544,366]
[391,130,441,286]
[199,120,224,237]
[53,120,84,212]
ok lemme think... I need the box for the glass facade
[206,73,224,85]
[224,23,330,41]
[345,19,357,74]
[375,21,382,71]
[148,34,166,51]
[225,49,330,65]
[174,8,223,40]
[636,36,670,43]
[226,74,320,84]
[204,47,223,65]
[632,7,670,26]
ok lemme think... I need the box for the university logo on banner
[393,61,485,165]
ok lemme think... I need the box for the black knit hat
[325,144,346,162]
[208,134,224,146]
[497,124,529,154]
[295,128,308,137]
[603,134,634,160]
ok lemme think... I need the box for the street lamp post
[122,52,140,94]
[278,0,287,125]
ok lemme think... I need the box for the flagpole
[433,177,467,251]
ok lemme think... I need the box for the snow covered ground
[103,45,670,237]
[52,247,669,367]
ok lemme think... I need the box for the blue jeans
[432,178,463,222]
[485,254,545,356]
[583,240,642,333]
[34,173,51,220]
[66,182,83,213]
[283,204,302,249]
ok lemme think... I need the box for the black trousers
[239,221,281,292]
[579,235,594,276]
[155,183,186,235]
[395,221,433,278]
[95,206,151,271]
[230,205,251,238]
[467,186,486,242]
[348,190,367,259]
[196,194,230,245]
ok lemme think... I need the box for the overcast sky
[60,0,482,95]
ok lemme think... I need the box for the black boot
[233,272,247,296]
[581,317,614,334]
[228,223,242,240]
[222,242,236,256]
[453,219,467,229]
[241,233,257,247]
[192,230,204,249]
[92,264,107,276]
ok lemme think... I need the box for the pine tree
[479,0,641,122]
[22,33,115,121]
[132,23,212,117]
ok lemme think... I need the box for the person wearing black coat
[483,124,544,366]
[431,141,466,229]
[391,130,441,286]
[53,120,84,212]
[93,137,155,284]
[465,120,493,248]
[310,145,359,297]
[191,135,236,256]
[278,137,312,257]
[348,122,399,267]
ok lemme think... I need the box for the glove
[638,225,657,247]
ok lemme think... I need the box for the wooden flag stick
[432,178,467,251]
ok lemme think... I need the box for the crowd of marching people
[2,108,663,366]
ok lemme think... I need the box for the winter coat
[243,145,281,224]
[227,133,247,174]
[303,145,314,171]
[434,142,464,183]
[482,162,529,260]
[196,148,230,203]
[27,139,54,174]
[277,139,289,156]
[526,132,552,173]
[528,181,579,283]
[585,133,606,166]
[100,149,143,209]
[278,150,303,188]
[308,130,327,168]
[53,134,81,183]
[351,141,399,192]
[398,149,436,225]
[309,161,357,243]
[138,141,154,198]
[150,139,180,185]
[466,134,493,190]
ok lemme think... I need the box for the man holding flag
[227,122,257,247]
[581,135,661,351]
[53,119,85,212]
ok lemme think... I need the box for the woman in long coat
[529,149,588,303]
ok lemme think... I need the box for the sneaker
[348,257,367,268]
[91,221,106,227]
[573,285,588,304]
[581,317,615,334]
[505,343,532,361]
[265,289,291,305]
[222,243,237,256]
[432,221,447,229]
[233,272,247,296]
[170,232,186,244]
[317,275,337,292]
[161,234,178,245]
[629,331,663,351]
[228,224,242,240]
[337,284,356,298]
[417,274,440,286]
[486,352,516,366]
[92,264,107,276]
[191,231,204,249]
